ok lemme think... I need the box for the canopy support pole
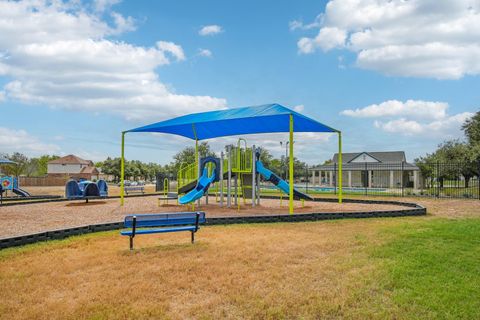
[338,131,343,204]
[195,139,199,179]
[289,114,294,215]
[192,124,199,180]
[120,131,125,206]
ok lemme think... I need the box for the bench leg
[191,231,195,244]
[129,236,134,250]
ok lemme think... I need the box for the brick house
[47,155,99,180]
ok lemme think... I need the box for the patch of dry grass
[0,218,402,320]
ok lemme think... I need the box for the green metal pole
[338,131,343,204]
[289,114,294,214]
[120,131,125,206]
[192,123,199,180]
[195,139,199,179]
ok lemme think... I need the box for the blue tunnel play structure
[65,179,108,202]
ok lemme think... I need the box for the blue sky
[0,0,478,164]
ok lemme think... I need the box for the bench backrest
[124,212,206,228]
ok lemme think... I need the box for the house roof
[310,162,419,171]
[127,103,338,140]
[48,154,92,165]
[310,151,418,171]
[80,166,99,174]
[332,151,406,163]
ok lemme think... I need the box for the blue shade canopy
[127,104,338,140]
[0,158,16,165]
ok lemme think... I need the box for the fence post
[364,162,367,196]
[334,162,337,195]
[305,165,309,194]
[401,161,404,197]
[436,161,440,198]
[478,160,480,200]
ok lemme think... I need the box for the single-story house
[309,151,421,189]
[47,155,99,180]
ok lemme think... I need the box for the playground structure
[0,158,32,199]
[176,138,313,209]
[120,104,343,214]
[65,179,108,202]
[0,176,31,198]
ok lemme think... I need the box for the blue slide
[256,160,313,201]
[179,167,216,204]
[12,188,31,197]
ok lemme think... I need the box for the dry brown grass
[0,218,406,320]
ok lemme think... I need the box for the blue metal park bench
[120,212,206,250]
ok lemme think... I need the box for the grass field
[1,215,479,319]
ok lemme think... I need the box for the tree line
[0,153,59,177]
[1,142,309,182]
[415,111,480,188]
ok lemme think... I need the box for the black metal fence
[302,161,480,199]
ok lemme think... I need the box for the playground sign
[1,176,13,190]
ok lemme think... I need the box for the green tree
[101,157,121,182]
[415,153,437,188]
[172,142,216,171]
[436,140,477,188]
[462,110,480,145]
[34,155,60,176]
[3,153,29,177]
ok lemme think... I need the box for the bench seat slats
[120,212,206,249]
[125,218,206,228]
[124,212,206,228]
[121,225,198,236]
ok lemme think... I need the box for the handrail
[177,162,196,192]
[231,138,252,173]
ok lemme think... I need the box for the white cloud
[0,127,60,155]
[374,113,473,136]
[94,0,121,13]
[0,91,4,102]
[295,0,480,79]
[156,41,185,61]
[298,27,346,53]
[289,15,322,31]
[0,1,226,121]
[70,149,107,162]
[289,20,304,31]
[198,48,212,58]
[199,25,223,36]
[342,99,474,137]
[293,104,304,112]
[341,100,448,120]
[110,11,136,34]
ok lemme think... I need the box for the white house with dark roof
[310,151,420,189]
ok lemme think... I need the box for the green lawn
[357,218,480,319]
